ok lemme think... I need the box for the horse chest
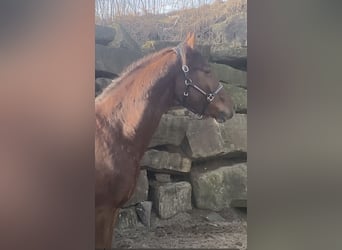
[107,146,140,203]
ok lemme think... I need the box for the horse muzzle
[215,110,234,123]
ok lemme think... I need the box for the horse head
[173,33,234,123]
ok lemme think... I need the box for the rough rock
[210,11,247,70]
[230,199,247,207]
[95,23,142,76]
[95,77,112,96]
[136,201,152,228]
[150,181,192,219]
[124,170,149,207]
[210,63,247,88]
[95,25,116,45]
[211,13,247,48]
[219,114,247,153]
[185,118,225,159]
[210,44,247,70]
[116,207,139,229]
[140,150,191,173]
[155,173,171,183]
[149,114,188,148]
[190,163,247,211]
[95,44,142,76]
[205,212,226,222]
[222,83,247,113]
[184,114,247,158]
[166,107,192,116]
[170,112,246,160]
[108,23,141,52]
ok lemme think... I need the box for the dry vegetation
[96,0,216,19]
[96,0,246,45]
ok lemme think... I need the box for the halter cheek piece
[173,44,223,119]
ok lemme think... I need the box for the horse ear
[185,32,195,49]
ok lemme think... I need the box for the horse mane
[96,47,176,101]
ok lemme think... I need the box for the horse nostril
[220,110,234,120]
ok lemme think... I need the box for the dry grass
[98,0,246,45]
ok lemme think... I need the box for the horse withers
[95,33,234,249]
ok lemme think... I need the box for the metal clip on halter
[207,93,215,102]
[182,65,189,73]
[185,79,192,85]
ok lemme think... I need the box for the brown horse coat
[95,33,234,249]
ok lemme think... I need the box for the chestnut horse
[95,33,234,249]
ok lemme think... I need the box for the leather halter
[173,43,223,118]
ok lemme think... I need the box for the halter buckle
[207,93,215,102]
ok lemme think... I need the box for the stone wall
[95,18,247,229]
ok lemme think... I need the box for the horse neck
[96,50,178,156]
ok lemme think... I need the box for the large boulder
[148,114,188,148]
[155,173,172,183]
[185,118,225,159]
[210,63,247,88]
[210,11,247,70]
[95,23,142,76]
[123,170,149,207]
[210,44,247,70]
[95,25,116,45]
[219,114,247,153]
[212,12,247,48]
[185,114,247,160]
[223,83,247,113]
[108,23,141,51]
[140,150,191,173]
[190,163,247,211]
[95,44,142,77]
[150,181,192,219]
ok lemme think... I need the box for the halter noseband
[173,44,223,118]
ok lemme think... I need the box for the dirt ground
[113,208,247,249]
